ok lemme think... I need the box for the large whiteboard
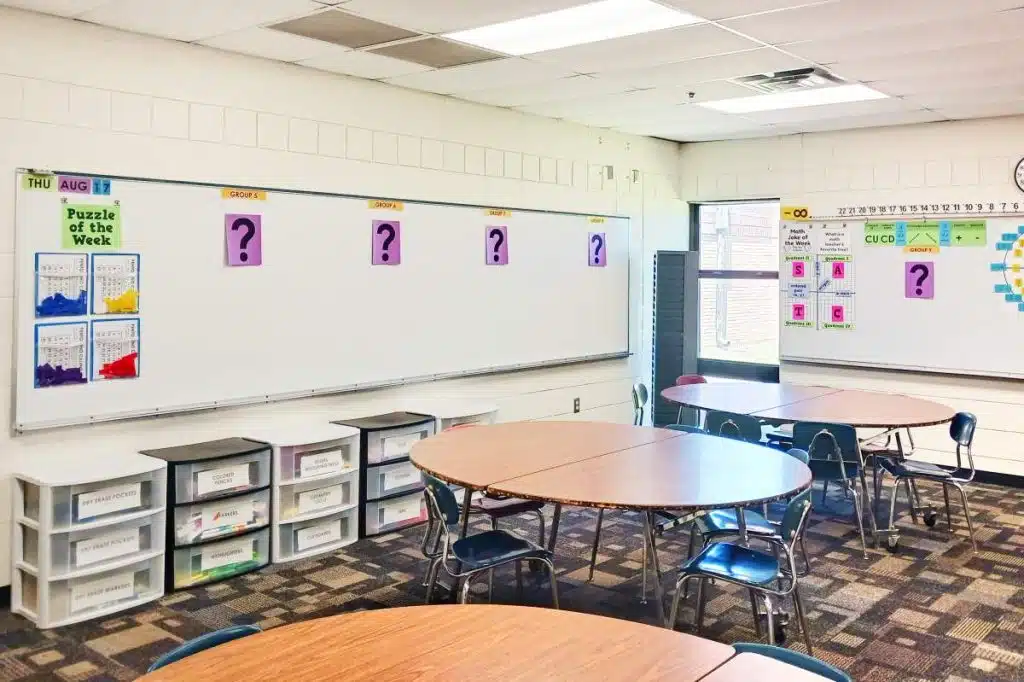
[780,215,1024,379]
[15,170,630,430]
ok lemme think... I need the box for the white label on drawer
[295,519,342,552]
[200,537,253,572]
[200,498,255,533]
[77,482,142,520]
[381,497,420,527]
[196,463,250,497]
[382,433,422,459]
[382,466,418,492]
[75,527,141,567]
[70,570,135,613]
[297,484,344,515]
[298,449,345,479]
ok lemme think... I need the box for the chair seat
[695,508,775,536]
[452,530,549,569]
[681,542,780,586]
[878,458,952,479]
[471,496,544,517]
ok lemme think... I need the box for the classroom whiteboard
[14,170,630,430]
[779,212,1024,379]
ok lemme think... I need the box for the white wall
[680,116,1024,479]
[0,7,688,586]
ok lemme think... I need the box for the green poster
[61,204,121,250]
[905,221,939,247]
[950,220,986,246]
[864,222,896,245]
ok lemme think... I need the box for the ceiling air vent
[731,67,843,94]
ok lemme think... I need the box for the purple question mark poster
[372,220,401,265]
[589,232,606,267]
[486,226,508,265]
[225,214,262,266]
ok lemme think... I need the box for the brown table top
[138,605,736,682]
[488,432,812,510]
[700,652,832,681]
[660,382,839,415]
[410,421,683,489]
[751,388,955,428]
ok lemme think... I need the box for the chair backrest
[664,424,704,434]
[674,374,706,386]
[780,489,813,545]
[792,422,859,462]
[444,423,478,432]
[423,474,461,527]
[786,447,810,465]
[704,410,763,442]
[632,382,649,425]
[949,411,977,447]
[731,643,851,682]
[147,625,262,672]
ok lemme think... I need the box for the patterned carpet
[1,479,1022,681]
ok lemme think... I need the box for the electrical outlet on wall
[573,398,580,413]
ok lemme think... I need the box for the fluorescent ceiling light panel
[699,84,888,113]
[443,0,702,56]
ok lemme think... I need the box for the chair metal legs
[847,482,868,558]
[762,594,776,645]
[454,558,560,607]
[888,476,977,552]
[950,481,978,551]
[792,585,814,656]
[424,558,442,603]
[542,557,560,609]
[588,508,604,582]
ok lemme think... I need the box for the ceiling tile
[269,8,419,48]
[906,86,1024,110]
[382,57,576,95]
[871,68,1024,97]
[515,89,696,127]
[200,26,344,61]
[616,114,776,141]
[829,40,1024,83]
[936,101,1024,120]
[775,110,946,134]
[652,80,763,103]
[660,0,834,21]
[527,23,760,73]
[599,47,812,89]
[740,96,920,125]
[298,48,431,79]
[0,0,110,15]
[456,75,632,107]
[336,0,590,33]
[369,37,500,68]
[78,0,323,42]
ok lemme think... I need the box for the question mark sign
[591,234,604,264]
[910,263,928,295]
[232,218,256,262]
[377,223,396,262]
[489,228,504,263]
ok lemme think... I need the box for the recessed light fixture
[443,0,703,56]
[698,84,888,114]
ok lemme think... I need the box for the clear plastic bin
[20,472,164,530]
[365,460,423,501]
[172,528,270,590]
[173,450,271,504]
[278,472,357,522]
[19,555,162,625]
[21,513,162,576]
[364,492,427,536]
[173,489,270,547]
[275,508,357,562]
[366,423,433,465]
[279,440,358,484]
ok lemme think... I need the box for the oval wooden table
[412,422,812,622]
[138,605,743,682]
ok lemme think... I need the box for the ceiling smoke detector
[731,67,844,94]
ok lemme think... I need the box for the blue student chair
[704,410,764,442]
[422,474,559,606]
[732,643,852,682]
[877,412,978,552]
[147,624,262,672]
[668,490,816,655]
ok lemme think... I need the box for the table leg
[894,432,921,523]
[547,503,562,553]
[643,511,667,625]
[736,506,748,545]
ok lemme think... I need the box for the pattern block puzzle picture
[91,318,140,381]
[91,254,140,314]
[35,253,88,317]
[34,321,88,387]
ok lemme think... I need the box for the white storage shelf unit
[11,450,168,628]
[245,422,361,564]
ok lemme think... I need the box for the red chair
[674,375,706,424]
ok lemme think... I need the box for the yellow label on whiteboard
[588,217,606,224]
[369,199,404,211]
[903,245,939,254]
[221,188,266,200]
[781,205,810,221]
[485,208,512,217]
[22,174,56,191]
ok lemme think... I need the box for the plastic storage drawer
[173,450,271,504]
[276,508,357,561]
[21,513,163,576]
[279,441,358,485]
[19,555,162,625]
[365,460,423,501]
[20,472,164,530]
[279,472,357,522]
[365,424,433,465]
[173,489,270,547]
[172,528,270,590]
[364,493,427,536]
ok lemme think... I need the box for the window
[692,201,780,378]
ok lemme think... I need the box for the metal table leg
[644,511,666,625]
[547,503,562,553]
